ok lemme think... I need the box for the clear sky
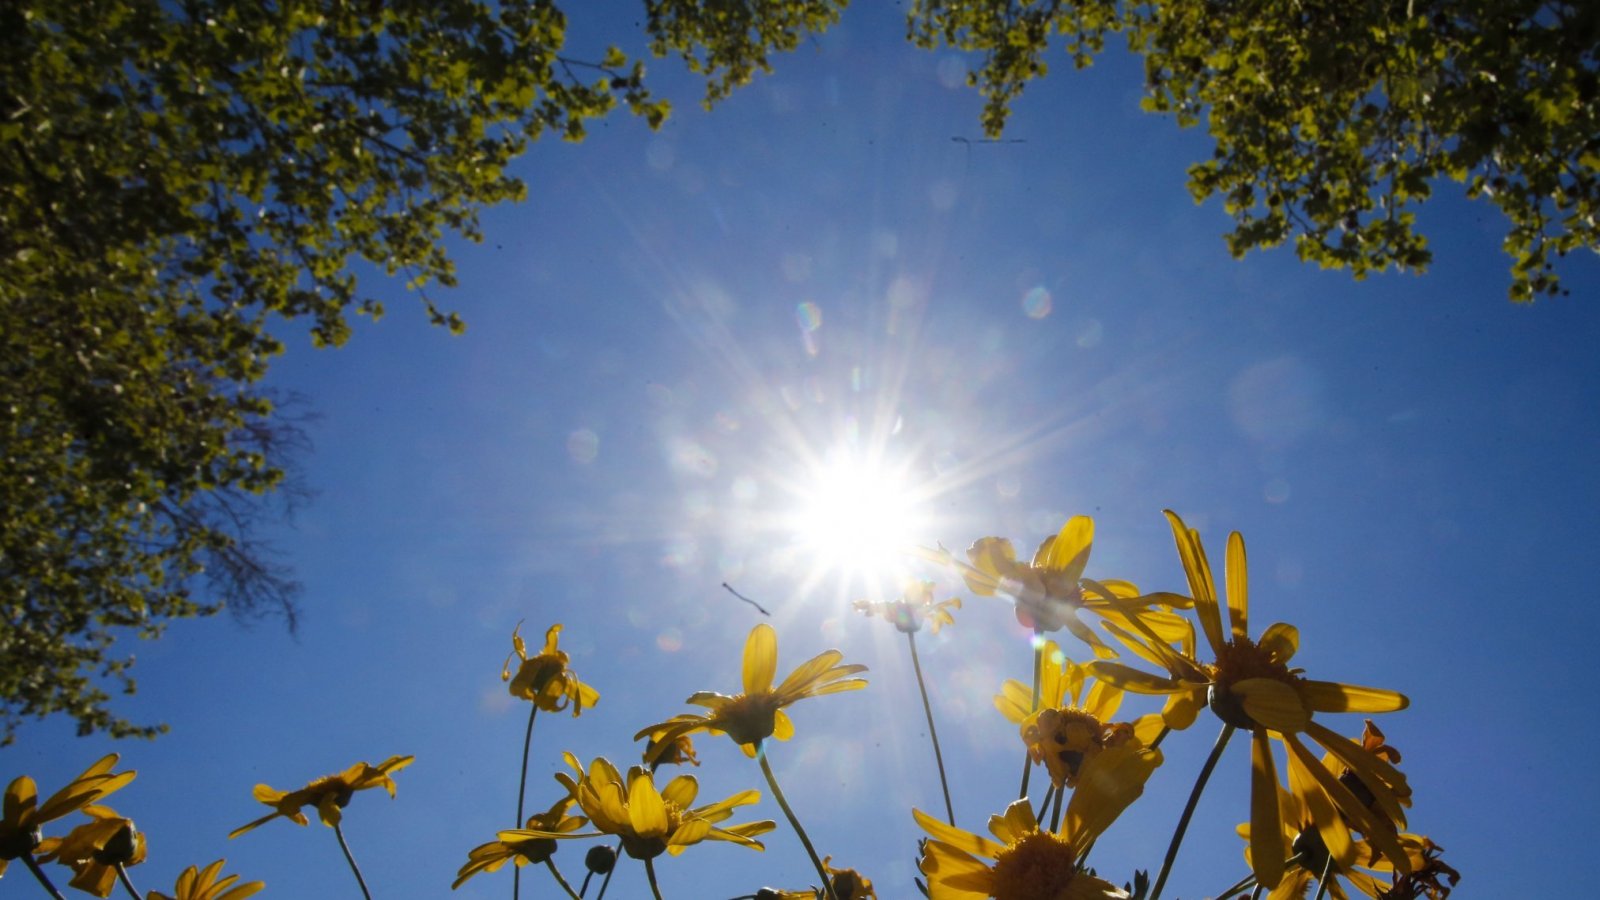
[8,4,1599,899]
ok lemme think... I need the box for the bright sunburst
[787,451,923,586]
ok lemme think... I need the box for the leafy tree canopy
[0,0,677,745]
[2,0,1592,745]
[908,0,1600,300]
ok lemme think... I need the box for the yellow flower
[147,859,264,900]
[853,580,961,634]
[641,727,701,769]
[36,805,146,899]
[503,622,600,715]
[228,755,414,838]
[762,856,877,899]
[514,754,775,861]
[1238,767,1450,900]
[0,754,134,877]
[1091,510,1412,889]
[993,641,1164,789]
[915,743,1160,900]
[452,795,587,889]
[958,516,1188,656]
[634,623,867,757]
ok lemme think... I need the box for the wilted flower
[146,859,264,900]
[853,580,961,634]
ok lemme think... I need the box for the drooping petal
[1064,744,1161,848]
[1249,729,1285,890]
[770,708,795,742]
[1303,721,1410,828]
[742,624,779,695]
[1286,742,1356,869]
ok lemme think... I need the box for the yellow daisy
[1239,768,1450,900]
[958,516,1188,656]
[147,860,265,900]
[503,622,600,715]
[452,795,587,889]
[915,743,1161,900]
[228,755,414,838]
[0,754,134,876]
[634,623,867,757]
[993,641,1165,789]
[514,754,775,860]
[1090,510,1411,888]
[36,804,146,899]
[853,580,961,634]
[641,727,701,769]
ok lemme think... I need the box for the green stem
[1149,722,1235,900]
[115,862,143,899]
[544,858,581,900]
[333,821,374,900]
[906,630,955,824]
[514,704,539,900]
[1048,781,1064,833]
[757,744,838,900]
[20,853,69,900]
[1312,852,1336,900]
[1017,635,1043,799]
[1212,872,1257,899]
[643,857,665,900]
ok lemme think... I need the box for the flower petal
[742,624,778,695]
[1225,531,1249,641]
[1300,680,1409,714]
[627,773,668,839]
[913,808,1006,860]
[1249,729,1285,890]
[1258,623,1299,665]
[1235,678,1311,733]
[1043,516,1094,579]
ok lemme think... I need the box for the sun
[788,451,924,585]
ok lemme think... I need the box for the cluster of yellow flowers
[2,509,1459,900]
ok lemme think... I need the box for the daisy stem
[1312,852,1335,900]
[544,858,581,900]
[906,630,955,825]
[20,853,69,900]
[757,744,839,900]
[1212,871,1257,899]
[1048,781,1065,833]
[1033,784,1054,824]
[333,821,374,900]
[1017,635,1043,800]
[513,704,540,900]
[643,858,665,900]
[114,862,142,900]
[1149,722,1235,900]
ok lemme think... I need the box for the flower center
[719,693,782,746]
[989,832,1080,900]
[1207,638,1297,728]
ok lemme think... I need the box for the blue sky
[7,5,1599,898]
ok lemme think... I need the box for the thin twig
[721,582,770,616]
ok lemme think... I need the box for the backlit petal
[1226,531,1249,641]
[1249,729,1285,889]
[1300,680,1409,714]
[742,624,778,695]
[1235,678,1311,732]
[627,774,668,839]
[1043,516,1094,579]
